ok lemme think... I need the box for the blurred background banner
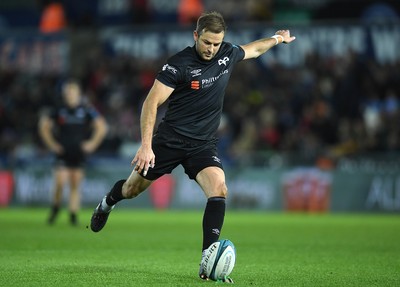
[1,0,400,213]
[0,23,398,74]
[0,22,398,73]
[102,23,400,66]
[0,32,68,73]
[10,160,400,212]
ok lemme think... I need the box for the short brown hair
[196,11,226,35]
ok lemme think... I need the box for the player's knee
[221,182,228,198]
[214,181,228,198]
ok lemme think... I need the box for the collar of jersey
[192,44,223,64]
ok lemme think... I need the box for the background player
[39,79,107,226]
[90,11,295,281]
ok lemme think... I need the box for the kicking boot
[90,196,114,232]
[198,249,209,280]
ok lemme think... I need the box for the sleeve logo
[162,64,177,74]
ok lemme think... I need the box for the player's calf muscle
[123,178,151,198]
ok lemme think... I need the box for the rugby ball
[203,239,236,281]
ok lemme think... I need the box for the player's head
[194,11,226,61]
[62,79,81,107]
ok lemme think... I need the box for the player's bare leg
[90,170,152,232]
[68,168,83,225]
[48,167,67,225]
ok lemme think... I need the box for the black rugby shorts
[55,145,86,168]
[141,125,223,181]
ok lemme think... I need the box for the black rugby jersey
[156,42,245,140]
[49,104,100,150]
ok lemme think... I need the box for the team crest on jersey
[162,64,177,74]
[218,57,229,66]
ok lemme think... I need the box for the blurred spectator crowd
[0,0,400,169]
[1,45,399,168]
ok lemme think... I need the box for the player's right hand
[131,145,155,177]
[51,143,64,154]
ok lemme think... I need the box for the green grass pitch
[1,208,399,286]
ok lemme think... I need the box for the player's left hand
[275,30,296,44]
[81,141,97,154]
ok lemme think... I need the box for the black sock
[48,205,60,224]
[105,179,126,206]
[202,196,226,251]
[70,212,77,225]
[51,205,60,215]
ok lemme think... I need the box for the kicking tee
[156,42,245,140]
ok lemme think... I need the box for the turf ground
[1,208,399,287]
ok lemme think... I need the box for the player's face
[62,83,81,107]
[194,30,224,61]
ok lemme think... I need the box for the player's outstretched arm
[241,29,296,60]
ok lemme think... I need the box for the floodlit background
[0,0,400,213]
